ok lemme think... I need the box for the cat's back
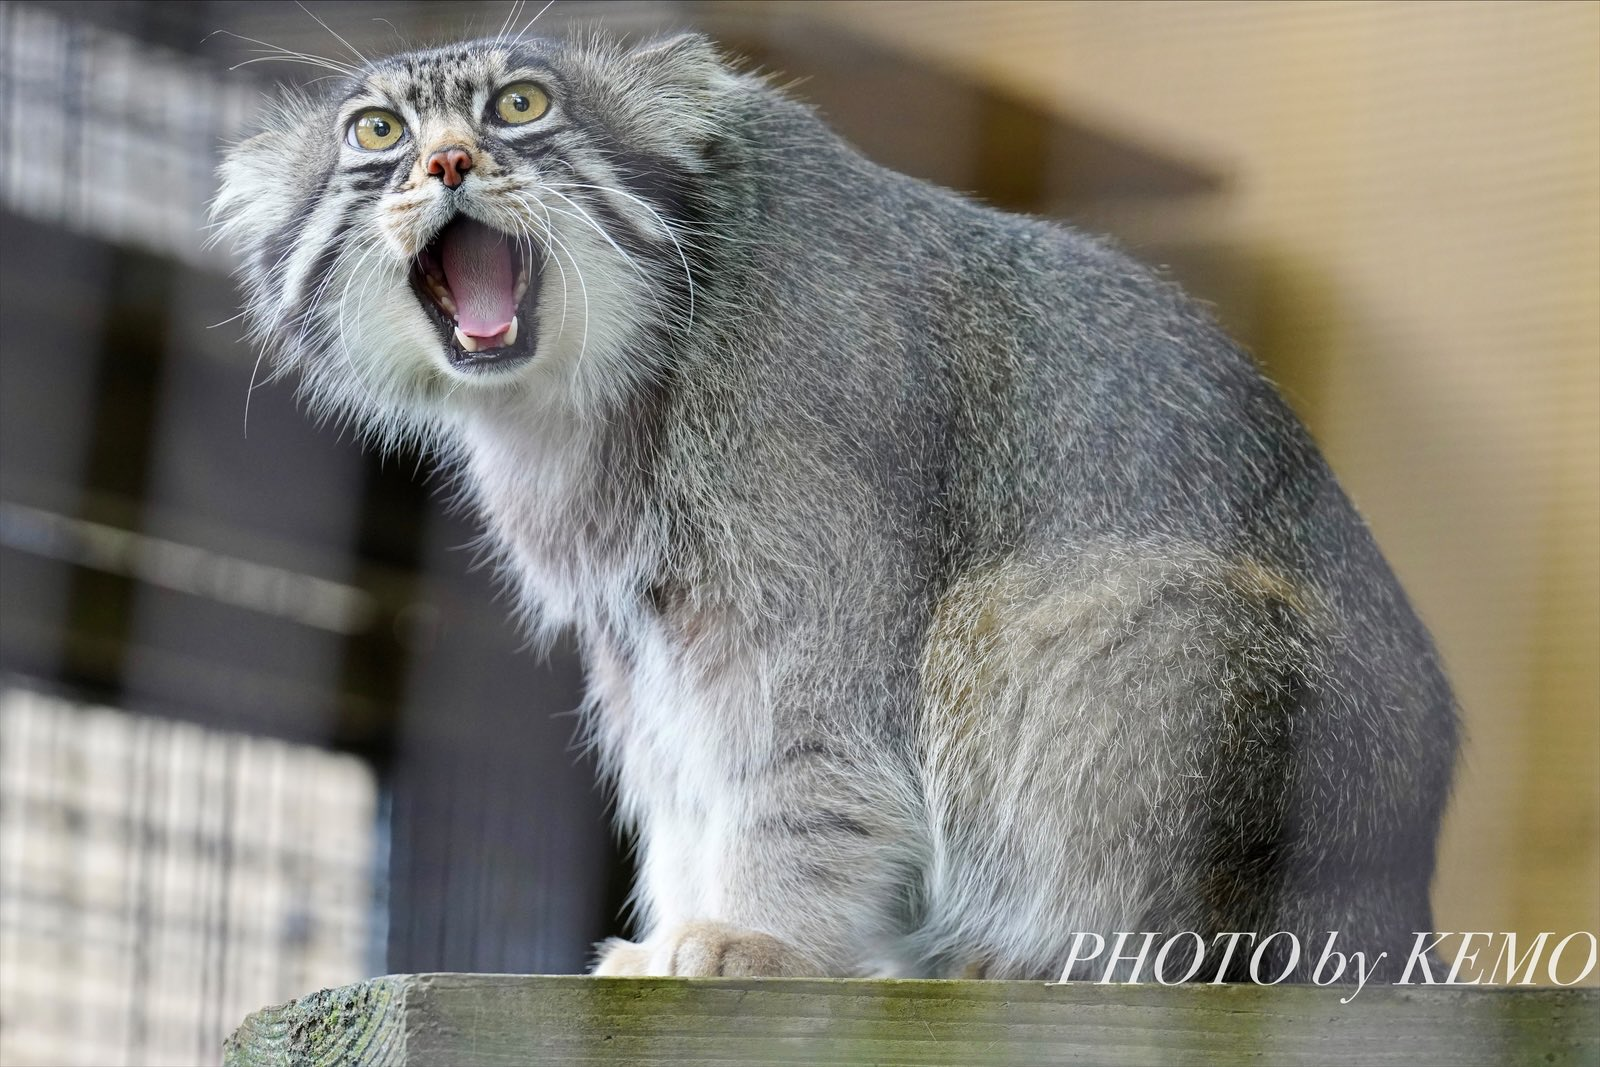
[711,83,1454,708]
[717,86,1329,547]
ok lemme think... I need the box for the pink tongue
[439,218,516,337]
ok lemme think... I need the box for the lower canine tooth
[453,327,480,353]
[504,316,519,346]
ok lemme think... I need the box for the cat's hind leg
[913,547,1447,980]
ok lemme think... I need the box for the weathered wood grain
[224,976,1598,1067]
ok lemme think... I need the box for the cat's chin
[442,335,535,377]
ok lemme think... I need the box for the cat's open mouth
[410,216,540,373]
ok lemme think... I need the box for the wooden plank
[224,976,1598,1067]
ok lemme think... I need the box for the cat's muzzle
[410,215,540,373]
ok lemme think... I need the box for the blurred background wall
[795,0,1600,954]
[0,1,1594,1063]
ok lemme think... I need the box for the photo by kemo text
[1055,931,1600,1002]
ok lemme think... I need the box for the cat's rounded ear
[629,32,726,78]
[568,31,733,161]
[212,91,331,256]
[627,32,736,99]
[212,130,301,251]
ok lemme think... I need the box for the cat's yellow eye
[348,109,405,151]
[494,83,549,125]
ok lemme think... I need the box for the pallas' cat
[214,30,1457,979]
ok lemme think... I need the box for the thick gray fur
[212,29,1457,980]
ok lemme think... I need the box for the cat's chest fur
[461,402,765,921]
[460,400,661,626]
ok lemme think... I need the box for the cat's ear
[570,32,732,159]
[630,32,722,70]
[627,32,733,95]
[212,128,312,252]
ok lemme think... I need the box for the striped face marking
[335,51,569,374]
[215,33,716,422]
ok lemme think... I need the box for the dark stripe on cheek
[538,164,682,288]
[288,207,363,343]
[494,128,566,166]
[256,159,336,283]
[753,811,875,839]
[580,123,699,224]
[387,165,416,194]
[345,156,405,175]
[550,134,714,286]
[347,170,396,193]
[560,180,658,258]
[773,741,841,767]
[486,138,628,228]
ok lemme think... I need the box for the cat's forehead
[362,41,553,112]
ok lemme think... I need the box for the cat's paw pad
[593,921,815,976]
[592,936,653,976]
[663,920,811,976]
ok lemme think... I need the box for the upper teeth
[425,275,457,315]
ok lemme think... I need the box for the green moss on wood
[225,975,1600,1067]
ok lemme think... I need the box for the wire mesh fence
[0,683,382,1067]
[0,1,256,271]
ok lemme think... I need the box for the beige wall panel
[795,0,1600,960]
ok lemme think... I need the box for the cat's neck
[455,384,671,631]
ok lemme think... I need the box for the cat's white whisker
[242,345,268,439]
[229,56,354,77]
[510,0,557,48]
[541,223,590,379]
[371,17,410,51]
[294,1,371,69]
[507,192,571,344]
[539,191,650,284]
[545,180,697,333]
[542,236,570,345]
[207,29,362,78]
[497,1,526,44]
[329,237,397,412]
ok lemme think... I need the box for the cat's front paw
[592,936,653,976]
[592,920,815,976]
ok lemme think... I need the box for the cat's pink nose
[425,146,474,188]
